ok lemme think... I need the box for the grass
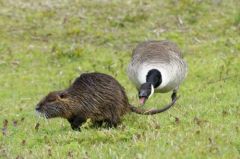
[0,0,240,158]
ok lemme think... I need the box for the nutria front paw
[68,116,86,131]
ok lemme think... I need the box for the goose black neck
[146,69,162,88]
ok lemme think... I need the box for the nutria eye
[59,93,67,99]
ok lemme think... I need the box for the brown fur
[36,72,177,130]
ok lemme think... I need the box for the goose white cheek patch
[149,84,154,98]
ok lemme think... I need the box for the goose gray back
[127,40,187,105]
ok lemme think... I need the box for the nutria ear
[59,92,68,99]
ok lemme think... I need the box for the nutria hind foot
[68,116,86,131]
[104,119,119,128]
[92,119,120,128]
[92,120,104,128]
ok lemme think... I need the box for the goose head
[139,83,154,105]
[139,69,162,105]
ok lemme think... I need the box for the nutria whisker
[48,107,59,115]
[44,112,48,119]
[35,111,41,118]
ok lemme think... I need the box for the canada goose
[127,40,187,105]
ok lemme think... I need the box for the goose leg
[171,89,178,102]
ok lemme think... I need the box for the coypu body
[36,73,177,130]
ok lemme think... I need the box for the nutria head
[35,91,72,119]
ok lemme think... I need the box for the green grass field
[0,0,240,158]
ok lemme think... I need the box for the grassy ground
[0,0,240,158]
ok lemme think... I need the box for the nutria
[35,72,178,130]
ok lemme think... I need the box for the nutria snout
[36,72,177,130]
[35,91,71,119]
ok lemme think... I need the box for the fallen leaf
[3,119,8,128]
[175,117,180,124]
[13,120,18,127]
[35,123,40,131]
[21,117,25,122]
[21,140,26,146]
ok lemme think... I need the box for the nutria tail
[129,96,179,115]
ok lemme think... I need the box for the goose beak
[139,89,149,105]
[139,83,154,105]
[139,97,147,105]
